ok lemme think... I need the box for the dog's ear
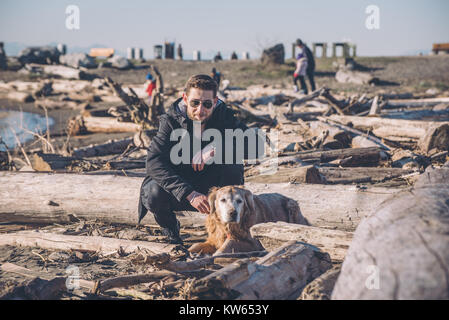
[208,187,219,214]
[243,189,256,215]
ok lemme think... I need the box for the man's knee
[141,179,171,213]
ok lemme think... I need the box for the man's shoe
[161,221,183,245]
[293,85,299,92]
[161,228,183,244]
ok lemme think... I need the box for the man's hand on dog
[187,191,210,214]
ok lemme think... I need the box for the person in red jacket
[145,73,156,104]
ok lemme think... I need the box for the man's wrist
[186,191,200,202]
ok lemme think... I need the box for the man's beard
[187,109,213,123]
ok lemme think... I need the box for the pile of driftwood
[1,78,449,299]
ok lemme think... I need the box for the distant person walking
[177,44,183,60]
[145,73,156,104]
[293,39,316,94]
[231,51,238,60]
[213,52,223,62]
[0,42,7,70]
[211,68,221,88]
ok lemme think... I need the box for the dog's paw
[188,242,217,255]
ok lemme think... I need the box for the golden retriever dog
[189,185,308,255]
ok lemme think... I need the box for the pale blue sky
[1,0,448,59]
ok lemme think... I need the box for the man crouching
[138,74,264,244]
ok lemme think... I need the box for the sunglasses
[189,99,214,109]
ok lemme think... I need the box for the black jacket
[146,98,258,202]
[304,45,315,71]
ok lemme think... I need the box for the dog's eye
[236,199,242,203]
[220,199,226,202]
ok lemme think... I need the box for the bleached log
[335,69,378,85]
[26,63,85,80]
[247,166,413,185]
[385,97,449,108]
[327,114,449,140]
[332,167,449,299]
[246,165,324,184]
[68,116,142,135]
[250,222,353,262]
[0,172,404,231]
[188,241,332,300]
[0,230,177,255]
[6,91,34,103]
[368,95,381,116]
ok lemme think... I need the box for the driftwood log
[68,115,142,135]
[298,265,341,300]
[188,241,332,300]
[0,230,177,255]
[332,166,449,299]
[327,115,449,152]
[247,166,415,185]
[250,222,353,262]
[71,138,133,158]
[0,172,404,231]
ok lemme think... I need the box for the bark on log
[94,271,177,294]
[0,230,177,255]
[188,241,332,300]
[71,138,133,158]
[0,262,95,292]
[229,102,274,125]
[0,275,67,300]
[308,121,352,148]
[332,166,449,299]
[417,123,449,153]
[0,172,404,231]
[31,152,76,171]
[250,222,353,262]
[318,116,390,151]
[298,265,341,300]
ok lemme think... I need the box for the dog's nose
[229,210,237,218]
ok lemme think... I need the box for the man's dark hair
[185,74,218,97]
[296,39,304,46]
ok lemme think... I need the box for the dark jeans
[293,68,316,94]
[138,164,244,230]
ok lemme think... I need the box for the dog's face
[208,186,256,225]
